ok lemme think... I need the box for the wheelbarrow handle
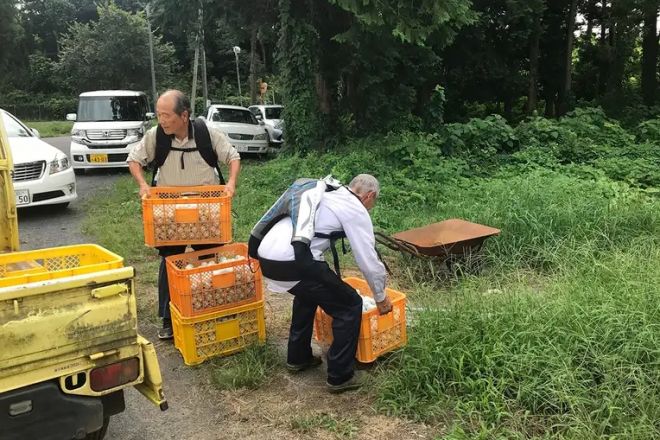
[374,231,423,257]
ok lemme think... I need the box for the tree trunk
[527,15,541,115]
[641,3,658,106]
[503,96,513,120]
[258,30,268,72]
[544,92,556,117]
[607,20,625,94]
[558,0,578,116]
[315,74,331,114]
[586,18,593,42]
[598,1,610,96]
[249,25,258,105]
[600,1,608,43]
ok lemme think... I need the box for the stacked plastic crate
[142,186,266,366]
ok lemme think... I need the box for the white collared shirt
[258,186,387,301]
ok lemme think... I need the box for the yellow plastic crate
[170,300,266,366]
[0,244,124,288]
[314,277,407,363]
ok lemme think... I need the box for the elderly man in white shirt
[255,174,391,393]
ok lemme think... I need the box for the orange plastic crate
[314,277,407,363]
[165,243,263,317]
[142,185,232,247]
[171,300,266,366]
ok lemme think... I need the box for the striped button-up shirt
[127,123,240,187]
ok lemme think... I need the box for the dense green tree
[278,0,476,149]
[57,3,178,93]
[0,0,656,131]
[20,0,98,57]
[0,0,26,84]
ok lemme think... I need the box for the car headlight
[71,129,86,141]
[50,153,71,174]
[253,133,268,141]
[127,127,144,139]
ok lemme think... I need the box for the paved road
[17,136,127,250]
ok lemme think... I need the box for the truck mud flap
[134,335,168,411]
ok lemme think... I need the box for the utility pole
[199,4,208,111]
[201,44,208,111]
[144,3,157,110]
[190,6,202,117]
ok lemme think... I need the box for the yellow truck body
[0,113,166,440]
[0,114,19,253]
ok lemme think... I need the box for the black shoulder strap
[192,118,225,185]
[149,120,226,186]
[315,231,347,277]
[151,125,173,186]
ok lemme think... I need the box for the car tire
[74,168,86,176]
[84,417,109,440]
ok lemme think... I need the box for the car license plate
[90,154,108,163]
[15,189,30,206]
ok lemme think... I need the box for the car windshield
[1,112,33,138]
[77,96,143,122]
[265,107,282,119]
[211,108,257,125]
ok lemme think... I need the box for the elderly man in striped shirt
[127,89,241,339]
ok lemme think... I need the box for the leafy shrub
[635,118,660,144]
[558,107,636,151]
[437,114,519,159]
[514,116,577,151]
[593,156,660,188]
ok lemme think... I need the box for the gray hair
[349,174,380,197]
[161,89,191,117]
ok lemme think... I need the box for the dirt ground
[106,269,440,440]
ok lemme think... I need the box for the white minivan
[67,90,154,174]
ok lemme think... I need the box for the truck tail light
[90,358,140,391]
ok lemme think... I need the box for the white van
[66,90,154,174]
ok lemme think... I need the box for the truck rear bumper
[0,381,124,440]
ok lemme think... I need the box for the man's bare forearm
[128,161,151,197]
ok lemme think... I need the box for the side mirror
[145,112,155,120]
[30,128,41,138]
[66,113,77,121]
[198,115,206,121]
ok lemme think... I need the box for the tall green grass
[84,117,660,437]
[229,143,660,437]
[376,246,660,438]
[367,170,660,437]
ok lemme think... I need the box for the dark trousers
[287,266,363,385]
[157,244,219,328]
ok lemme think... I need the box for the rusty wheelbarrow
[375,219,501,273]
